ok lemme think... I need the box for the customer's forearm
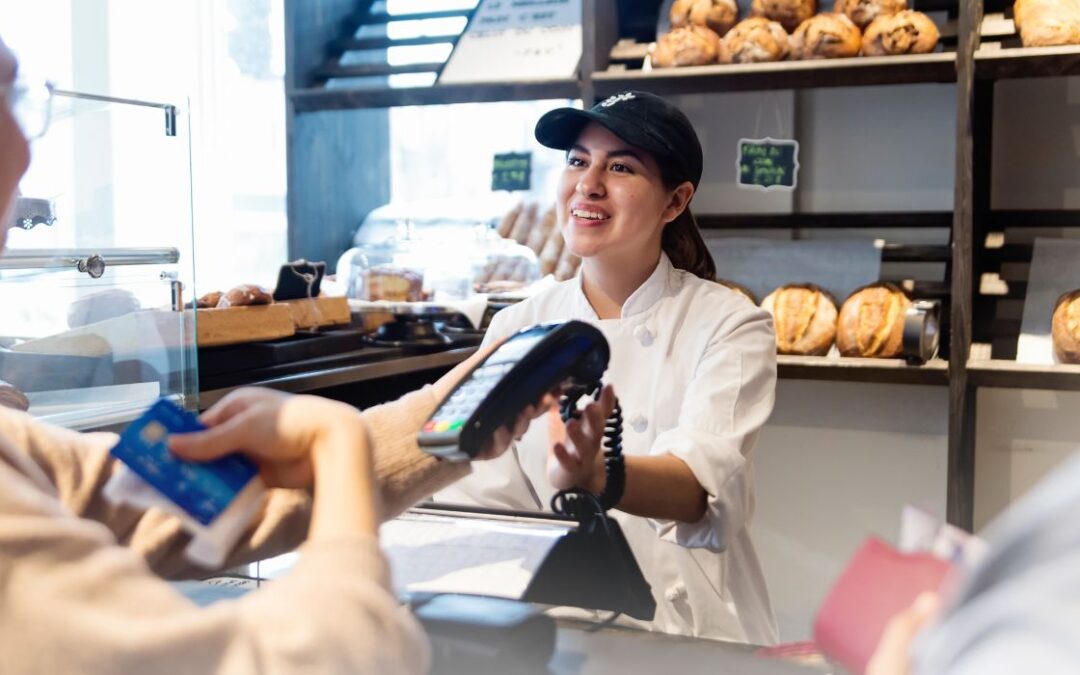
[310,417,379,540]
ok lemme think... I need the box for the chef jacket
[438,252,779,644]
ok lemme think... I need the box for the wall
[677,77,1080,641]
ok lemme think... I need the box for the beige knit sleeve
[0,452,428,675]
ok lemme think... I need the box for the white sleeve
[433,307,543,511]
[646,308,776,552]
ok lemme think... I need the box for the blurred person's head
[0,35,31,252]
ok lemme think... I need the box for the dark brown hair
[658,162,716,281]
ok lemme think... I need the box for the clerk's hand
[431,339,562,462]
[547,385,616,493]
[168,388,368,489]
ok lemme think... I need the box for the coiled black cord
[550,382,625,520]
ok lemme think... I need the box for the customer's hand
[169,388,365,489]
[866,591,942,675]
[546,385,616,493]
[432,339,563,461]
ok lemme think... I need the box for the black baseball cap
[534,91,704,189]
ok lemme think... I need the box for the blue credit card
[110,399,258,526]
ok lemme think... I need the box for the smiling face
[557,122,693,269]
[0,37,30,251]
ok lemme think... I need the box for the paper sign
[439,0,582,84]
[492,152,532,191]
[737,138,800,191]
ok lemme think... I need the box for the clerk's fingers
[477,426,514,461]
[866,592,942,675]
[170,408,263,461]
[565,417,599,462]
[552,441,580,470]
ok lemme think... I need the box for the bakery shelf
[989,209,1080,229]
[290,79,581,112]
[592,52,957,97]
[975,44,1080,79]
[777,355,949,385]
[696,211,954,230]
[967,359,1080,390]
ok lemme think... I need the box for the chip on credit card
[110,399,258,526]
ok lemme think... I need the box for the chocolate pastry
[750,0,817,34]
[196,291,224,309]
[790,13,863,59]
[217,284,274,308]
[671,0,740,37]
[652,25,725,67]
[834,0,907,30]
[723,17,791,63]
[862,11,940,55]
[1052,289,1080,363]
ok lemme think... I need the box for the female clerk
[440,91,779,644]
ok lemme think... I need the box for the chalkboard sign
[492,152,532,192]
[736,138,800,191]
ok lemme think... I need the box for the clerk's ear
[661,182,694,225]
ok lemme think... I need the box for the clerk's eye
[610,162,633,174]
[567,155,587,168]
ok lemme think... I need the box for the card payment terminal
[419,321,609,461]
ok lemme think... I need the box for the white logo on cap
[600,92,635,108]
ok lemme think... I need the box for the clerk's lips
[569,203,611,223]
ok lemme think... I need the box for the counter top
[198,346,477,409]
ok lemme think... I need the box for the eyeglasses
[0,74,54,140]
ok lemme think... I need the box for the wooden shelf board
[696,211,953,230]
[778,355,949,385]
[975,44,1080,79]
[593,52,957,97]
[967,359,1080,390]
[290,79,580,112]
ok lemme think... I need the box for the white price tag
[439,0,582,84]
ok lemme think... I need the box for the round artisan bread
[1014,0,1080,47]
[750,0,816,34]
[652,25,725,67]
[761,283,838,356]
[790,13,862,59]
[836,282,912,358]
[1052,289,1080,363]
[861,10,940,55]
[723,18,791,63]
[670,0,741,37]
[834,0,907,30]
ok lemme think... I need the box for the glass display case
[0,88,196,430]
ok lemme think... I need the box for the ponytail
[662,206,716,282]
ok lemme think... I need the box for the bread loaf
[791,13,862,59]
[761,284,838,356]
[723,17,791,62]
[862,11,939,55]
[836,283,912,358]
[0,380,29,412]
[217,284,273,308]
[196,291,224,309]
[538,222,566,276]
[652,25,724,67]
[750,0,817,34]
[496,202,523,239]
[509,202,539,245]
[526,206,557,254]
[834,0,906,30]
[718,279,759,305]
[1013,0,1080,46]
[1052,289,1080,363]
[671,0,740,37]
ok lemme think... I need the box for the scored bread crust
[671,0,741,37]
[723,17,791,63]
[750,0,817,33]
[761,283,838,356]
[790,12,862,59]
[1052,289,1080,363]
[836,282,912,357]
[652,25,724,67]
[861,10,940,55]
[834,0,907,30]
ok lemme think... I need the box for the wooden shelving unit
[285,0,1080,528]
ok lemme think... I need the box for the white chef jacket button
[664,584,688,602]
[632,324,654,346]
[630,414,648,433]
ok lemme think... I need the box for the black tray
[198,327,368,377]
